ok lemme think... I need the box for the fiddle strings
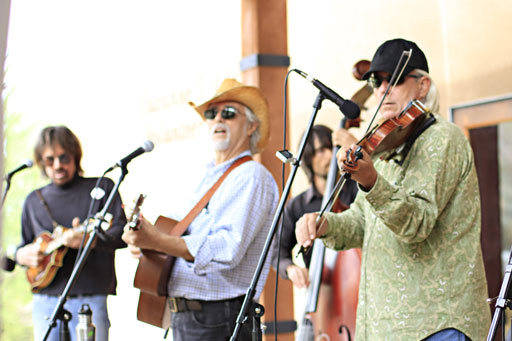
[315,50,414,225]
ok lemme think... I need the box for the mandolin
[26,214,112,293]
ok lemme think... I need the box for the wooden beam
[241,1,295,340]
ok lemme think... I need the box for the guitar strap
[35,190,60,229]
[169,155,252,237]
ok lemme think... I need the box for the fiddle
[343,99,430,172]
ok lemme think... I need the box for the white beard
[211,123,231,151]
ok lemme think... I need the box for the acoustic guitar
[26,214,112,293]
[128,194,178,329]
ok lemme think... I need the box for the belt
[68,294,95,298]
[168,297,203,312]
[168,296,245,313]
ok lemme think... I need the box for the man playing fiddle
[295,38,491,340]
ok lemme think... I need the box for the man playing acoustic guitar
[122,79,279,340]
[15,126,127,341]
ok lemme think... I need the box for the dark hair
[300,125,333,184]
[34,126,83,177]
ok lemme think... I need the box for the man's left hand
[62,217,92,249]
[337,144,378,191]
[122,215,159,250]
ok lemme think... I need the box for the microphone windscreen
[143,140,154,152]
[341,100,361,119]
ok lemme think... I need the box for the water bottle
[76,303,95,341]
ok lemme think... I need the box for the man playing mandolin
[15,126,127,341]
[122,79,279,341]
[295,38,491,340]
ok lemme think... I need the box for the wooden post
[241,0,295,340]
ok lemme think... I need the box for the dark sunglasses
[368,72,422,89]
[43,153,71,167]
[204,105,240,120]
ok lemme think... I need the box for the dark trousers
[170,297,254,341]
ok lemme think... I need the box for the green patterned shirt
[322,114,491,340]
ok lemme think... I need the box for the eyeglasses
[204,105,240,120]
[368,73,422,89]
[43,153,71,167]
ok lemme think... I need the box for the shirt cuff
[362,173,398,210]
[182,233,205,260]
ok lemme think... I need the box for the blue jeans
[423,328,471,341]
[170,297,253,341]
[32,294,110,341]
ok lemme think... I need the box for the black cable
[272,68,296,340]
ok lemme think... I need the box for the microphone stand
[230,92,327,341]
[41,165,129,341]
[1,173,14,209]
[1,174,18,271]
[486,245,512,340]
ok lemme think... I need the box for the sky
[4,1,246,338]
[4,0,247,216]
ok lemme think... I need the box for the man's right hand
[286,264,310,289]
[15,243,44,268]
[127,244,142,259]
[295,212,328,249]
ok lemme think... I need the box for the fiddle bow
[296,60,372,341]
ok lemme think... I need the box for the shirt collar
[304,184,323,204]
[206,150,252,171]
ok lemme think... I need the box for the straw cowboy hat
[189,78,269,151]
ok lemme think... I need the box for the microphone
[294,69,360,119]
[1,256,16,272]
[1,245,18,272]
[5,160,33,180]
[105,140,154,173]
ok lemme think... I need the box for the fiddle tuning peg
[354,146,363,161]
[343,146,363,173]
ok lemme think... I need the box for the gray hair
[243,105,261,154]
[414,69,440,114]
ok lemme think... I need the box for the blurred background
[1,0,512,340]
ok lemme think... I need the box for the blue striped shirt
[167,151,279,301]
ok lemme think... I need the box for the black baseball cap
[362,38,429,80]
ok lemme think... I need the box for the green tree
[1,98,45,340]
